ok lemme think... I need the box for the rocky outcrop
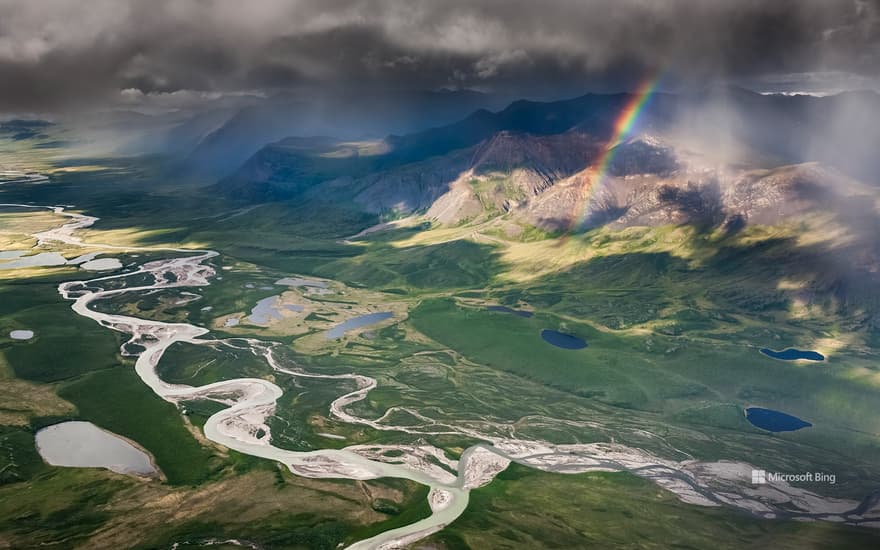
[351,149,473,215]
[522,154,863,232]
[348,131,602,222]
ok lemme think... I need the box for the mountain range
[218,87,880,236]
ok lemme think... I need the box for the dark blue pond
[487,305,534,318]
[760,348,825,361]
[745,407,812,432]
[541,329,587,350]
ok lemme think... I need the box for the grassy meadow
[424,464,880,549]
[0,157,879,547]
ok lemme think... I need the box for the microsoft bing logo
[748,469,835,485]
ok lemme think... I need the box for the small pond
[745,407,812,432]
[541,329,587,350]
[760,348,825,361]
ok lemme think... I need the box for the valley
[1,81,880,549]
[0,138,879,547]
[3,3,880,549]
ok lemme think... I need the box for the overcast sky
[0,0,878,113]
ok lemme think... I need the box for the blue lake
[760,348,825,361]
[326,312,393,339]
[487,305,534,318]
[745,407,812,432]
[541,329,587,350]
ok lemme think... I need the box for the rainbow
[564,74,661,233]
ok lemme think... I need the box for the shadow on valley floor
[524,232,880,337]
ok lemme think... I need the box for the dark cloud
[0,0,877,112]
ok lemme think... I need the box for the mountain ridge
[217,88,880,240]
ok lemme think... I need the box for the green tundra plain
[1,156,879,549]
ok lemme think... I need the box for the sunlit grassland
[427,464,880,549]
[2,159,880,546]
[408,297,880,496]
[5,165,872,486]
[0,208,66,249]
[312,239,501,291]
[0,135,65,173]
[0,351,74,426]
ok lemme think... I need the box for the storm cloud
[0,0,878,112]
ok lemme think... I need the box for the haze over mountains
[9,80,878,251]
[180,89,508,176]
[7,80,879,247]
[6,89,506,174]
[180,83,880,324]
[215,86,880,233]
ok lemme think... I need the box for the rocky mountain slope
[218,87,880,235]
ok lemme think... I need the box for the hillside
[219,88,880,217]
[212,87,880,337]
